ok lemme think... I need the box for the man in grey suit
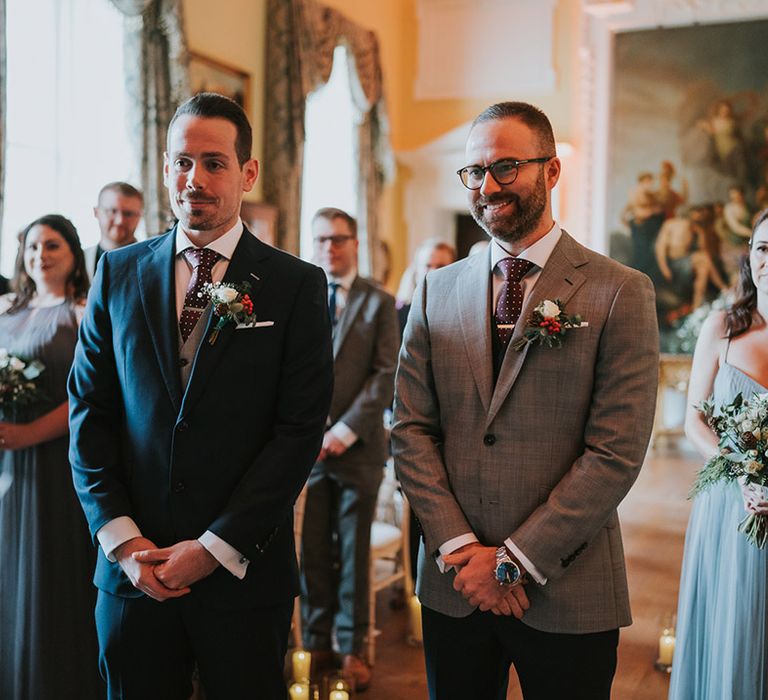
[85,181,144,280]
[301,207,399,691]
[392,102,659,700]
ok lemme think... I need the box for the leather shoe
[342,654,372,692]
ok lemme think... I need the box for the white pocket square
[576,322,589,328]
[236,321,274,329]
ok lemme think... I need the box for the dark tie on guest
[328,281,340,326]
[179,247,220,342]
[494,257,534,345]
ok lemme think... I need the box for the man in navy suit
[69,92,334,699]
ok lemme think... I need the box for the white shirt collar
[326,268,358,291]
[175,219,244,261]
[490,222,562,272]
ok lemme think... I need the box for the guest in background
[301,207,399,691]
[85,181,144,280]
[670,209,768,700]
[395,238,456,334]
[0,214,100,699]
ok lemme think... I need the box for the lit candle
[289,682,310,699]
[329,691,349,700]
[292,650,311,683]
[658,630,675,666]
[408,594,423,643]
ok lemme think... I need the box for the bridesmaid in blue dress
[669,209,768,699]
[0,215,102,699]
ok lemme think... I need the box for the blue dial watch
[494,546,522,586]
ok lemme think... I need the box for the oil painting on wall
[607,20,768,352]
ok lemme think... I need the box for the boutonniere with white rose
[200,282,257,345]
[511,298,584,351]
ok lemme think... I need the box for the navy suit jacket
[69,226,334,610]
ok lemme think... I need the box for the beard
[469,169,548,244]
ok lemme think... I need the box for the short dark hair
[312,207,358,238]
[97,181,144,205]
[9,214,89,314]
[168,92,252,166]
[471,102,556,155]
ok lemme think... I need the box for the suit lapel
[457,250,494,416]
[137,232,182,413]
[488,232,588,425]
[178,229,274,419]
[332,276,368,358]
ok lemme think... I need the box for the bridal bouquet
[0,348,45,410]
[691,391,768,548]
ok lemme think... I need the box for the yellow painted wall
[184,0,267,200]
[182,0,580,287]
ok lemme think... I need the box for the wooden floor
[357,438,698,699]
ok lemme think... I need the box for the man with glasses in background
[392,102,659,699]
[301,207,399,691]
[85,181,144,280]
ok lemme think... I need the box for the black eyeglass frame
[456,156,555,190]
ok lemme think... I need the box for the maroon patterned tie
[495,257,534,346]
[179,248,220,342]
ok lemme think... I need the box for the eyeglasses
[313,234,356,247]
[97,207,142,220]
[457,157,554,190]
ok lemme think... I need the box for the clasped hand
[114,537,219,602]
[443,543,530,618]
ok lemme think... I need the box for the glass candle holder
[654,613,676,673]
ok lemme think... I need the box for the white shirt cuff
[330,421,358,447]
[505,538,547,585]
[436,533,479,573]
[97,516,143,562]
[199,530,249,579]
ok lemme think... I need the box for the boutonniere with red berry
[511,298,585,351]
[200,281,257,344]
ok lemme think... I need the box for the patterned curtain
[0,0,6,236]
[109,0,190,235]
[263,0,394,275]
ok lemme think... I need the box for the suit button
[173,481,185,493]
[179,358,189,367]
[177,421,189,433]
[483,433,496,446]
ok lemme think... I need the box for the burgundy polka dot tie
[495,257,534,346]
[179,248,220,342]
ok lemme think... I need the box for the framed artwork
[606,19,768,351]
[241,201,278,248]
[189,51,251,115]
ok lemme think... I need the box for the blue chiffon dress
[669,361,768,700]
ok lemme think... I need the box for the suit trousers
[422,605,619,700]
[95,589,292,700]
[300,469,380,655]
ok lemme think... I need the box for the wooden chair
[367,461,413,665]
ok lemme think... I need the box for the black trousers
[95,590,292,700]
[300,471,379,655]
[422,605,619,700]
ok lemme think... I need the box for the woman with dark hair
[0,215,102,699]
[669,209,768,699]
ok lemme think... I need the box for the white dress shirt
[437,223,562,585]
[96,219,250,580]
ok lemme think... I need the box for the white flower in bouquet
[540,300,560,319]
[745,460,763,475]
[212,286,239,304]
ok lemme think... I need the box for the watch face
[495,561,520,585]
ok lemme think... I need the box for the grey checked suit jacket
[392,231,659,634]
[316,276,399,492]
